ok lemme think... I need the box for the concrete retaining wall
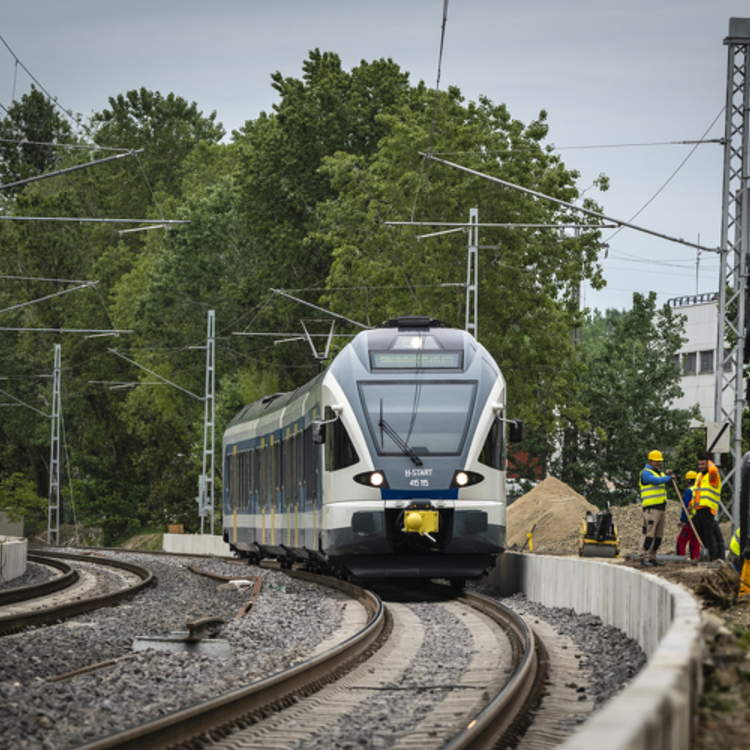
[0,536,28,582]
[487,552,703,750]
[162,533,232,557]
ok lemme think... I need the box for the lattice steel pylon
[199,310,216,534]
[715,18,750,528]
[465,208,479,339]
[47,344,61,546]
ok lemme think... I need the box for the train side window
[325,407,360,471]
[260,442,268,510]
[238,451,246,510]
[274,437,282,507]
[296,430,304,505]
[285,433,294,506]
[478,419,505,470]
[252,447,260,511]
[232,451,239,510]
[242,450,250,510]
[303,424,314,508]
[225,451,234,510]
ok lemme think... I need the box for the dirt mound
[507,476,598,551]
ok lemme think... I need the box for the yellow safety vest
[694,466,721,515]
[639,467,668,507]
[730,528,741,557]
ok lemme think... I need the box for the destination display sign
[370,351,463,370]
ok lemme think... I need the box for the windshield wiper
[378,417,423,466]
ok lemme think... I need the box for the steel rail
[76,570,385,750]
[440,590,546,750]
[0,551,154,635]
[0,553,78,606]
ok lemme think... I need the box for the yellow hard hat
[685,470,698,480]
[648,450,663,462]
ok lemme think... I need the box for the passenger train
[222,316,521,584]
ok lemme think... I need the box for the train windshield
[358,381,477,457]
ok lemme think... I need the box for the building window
[700,350,714,373]
[682,352,697,375]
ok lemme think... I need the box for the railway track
[74,573,545,750]
[0,550,154,635]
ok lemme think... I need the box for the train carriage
[222,316,521,583]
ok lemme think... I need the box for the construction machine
[578,502,620,558]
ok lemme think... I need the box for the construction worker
[639,450,673,567]
[676,470,700,560]
[689,452,721,560]
[728,528,742,573]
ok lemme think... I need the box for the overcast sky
[2,0,749,314]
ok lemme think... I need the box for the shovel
[671,476,709,562]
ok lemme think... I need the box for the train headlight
[449,470,484,489]
[354,471,390,489]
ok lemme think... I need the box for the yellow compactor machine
[578,503,620,558]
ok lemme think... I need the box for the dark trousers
[692,507,717,560]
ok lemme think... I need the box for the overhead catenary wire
[603,108,726,246]
[422,151,719,255]
[0,137,130,152]
[411,0,450,222]
[0,281,97,315]
[0,31,95,137]
[0,149,144,191]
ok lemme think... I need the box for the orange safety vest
[690,462,721,515]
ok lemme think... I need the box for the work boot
[652,560,665,567]
[640,560,655,568]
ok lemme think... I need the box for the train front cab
[317,380,518,582]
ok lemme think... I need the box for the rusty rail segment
[0,554,78,606]
[0,551,155,636]
[76,571,386,750]
[440,590,548,750]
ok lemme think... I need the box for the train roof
[227,370,325,428]
[226,317,496,429]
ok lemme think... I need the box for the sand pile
[507,476,598,551]
[507,478,732,556]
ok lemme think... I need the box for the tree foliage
[0,86,74,194]
[0,52,707,543]
[551,292,699,506]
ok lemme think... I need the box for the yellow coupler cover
[404,510,439,536]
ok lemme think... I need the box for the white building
[667,293,735,425]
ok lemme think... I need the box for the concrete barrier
[0,536,28,582]
[162,533,232,557]
[487,552,703,750]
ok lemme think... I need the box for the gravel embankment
[0,561,57,592]
[0,554,647,750]
[497,592,647,707]
[0,552,346,750]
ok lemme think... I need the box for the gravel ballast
[0,551,346,750]
[0,552,647,750]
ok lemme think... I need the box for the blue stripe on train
[381,489,459,500]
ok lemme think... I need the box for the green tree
[230,51,413,367]
[0,86,74,195]
[315,89,605,433]
[91,88,225,216]
[0,472,46,534]
[552,292,699,506]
